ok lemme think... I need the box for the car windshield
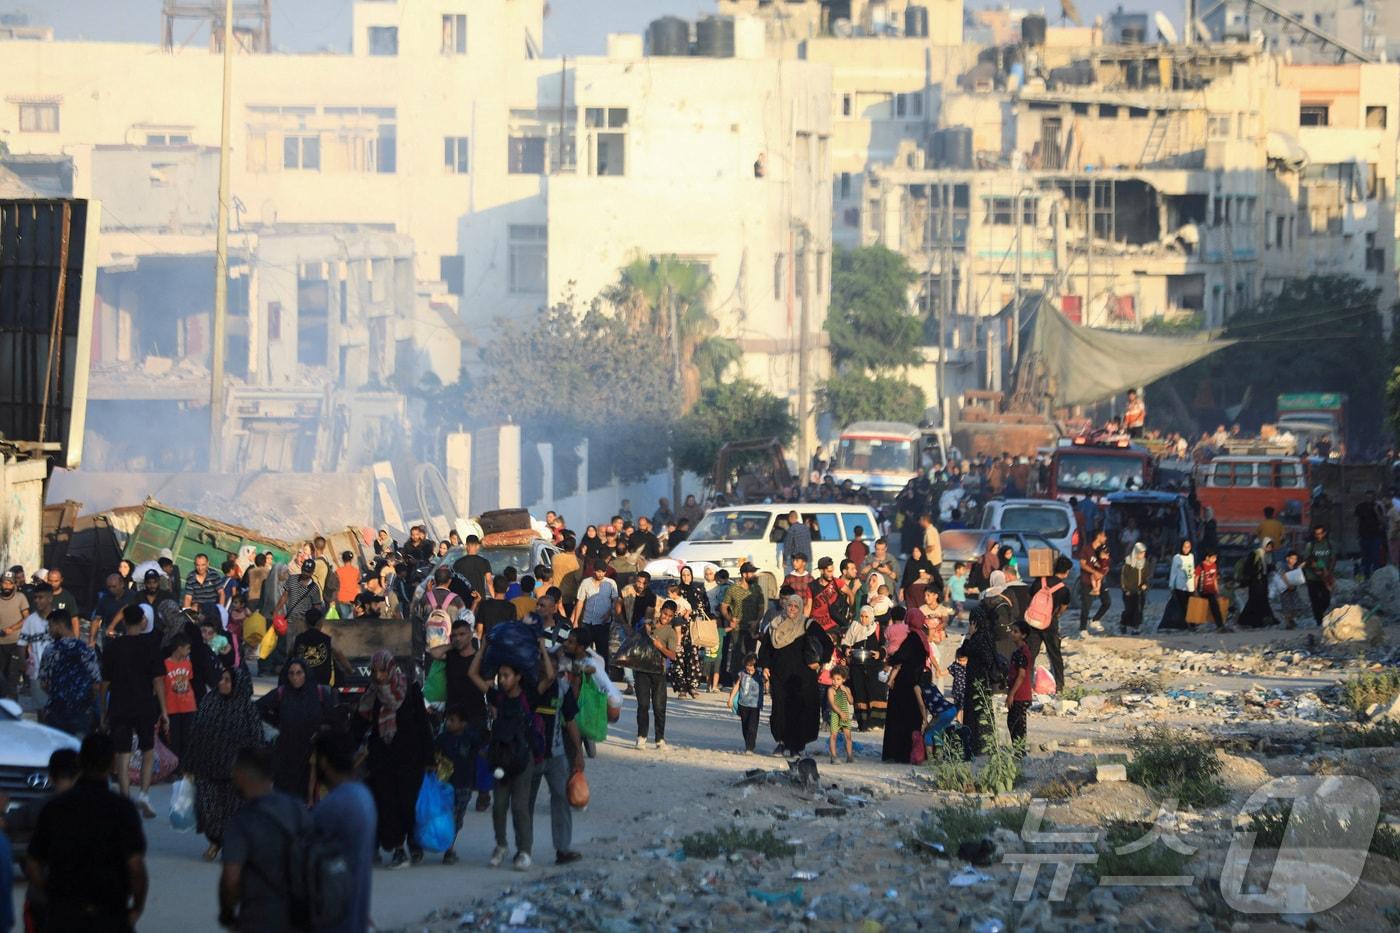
[835,438,917,473]
[1055,454,1145,493]
[480,547,538,575]
[998,507,1070,538]
[690,510,772,542]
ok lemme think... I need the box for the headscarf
[769,594,808,650]
[865,574,892,616]
[979,540,1000,579]
[185,668,261,781]
[842,604,879,647]
[900,546,934,592]
[983,569,1009,600]
[1126,542,1147,570]
[359,649,406,742]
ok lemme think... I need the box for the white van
[668,503,881,597]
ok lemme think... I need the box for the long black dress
[255,669,338,800]
[358,681,435,854]
[844,626,886,730]
[758,621,829,755]
[962,615,1000,756]
[881,632,929,762]
[1238,552,1277,628]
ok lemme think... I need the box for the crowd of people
[1,469,1392,932]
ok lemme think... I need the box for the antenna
[1154,11,1180,43]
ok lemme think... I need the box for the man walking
[100,606,167,818]
[572,563,621,665]
[782,511,812,573]
[0,570,30,699]
[634,600,679,750]
[720,563,765,686]
[533,631,586,864]
[219,746,311,932]
[39,610,100,736]
[183,554,226,612]
[1302,524,1336,623]
[1027,556,1073,692]
[311,731,376,933]
[27,733,149,932]
[1078,529,1111,634]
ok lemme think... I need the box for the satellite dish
[1193,18,1212,42]
[1061,0,1084,27]
[1154,11,1179,43]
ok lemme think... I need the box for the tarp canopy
[1028,297,1235,407]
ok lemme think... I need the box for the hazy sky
[23,1,1139,55]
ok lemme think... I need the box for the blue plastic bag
[169,777,195,833]
[413,775,457,853]
[482,621,540,681]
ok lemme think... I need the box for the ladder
[1140,112,1172,166]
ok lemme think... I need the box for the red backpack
[1025,578,1064,631]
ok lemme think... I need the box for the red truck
[1046,436,1154,502]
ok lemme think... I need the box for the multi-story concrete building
[1204,0,1400,63]
[0,0,834,459]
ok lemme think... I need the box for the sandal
[203,843,221,862]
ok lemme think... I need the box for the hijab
[865,574,892,616]
[841,604,879,647]
[983,569,1009,600]
[187,668,261,781]
[1126,542,1147,570]
[770,595,808,650]
[359,649,407,742]
[900,546,934,591]
[979,540,1000,579]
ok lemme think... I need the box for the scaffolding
[161,0,271,53]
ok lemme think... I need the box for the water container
[695,15,736,57]
[1022,14,1047,46]
[931,127,973,169]
[648,16,690,56]
[905,5,930,37]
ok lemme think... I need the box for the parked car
[1103,490,1197,583]
[668,503,880,599]
[1,698,81,858]
[979,498,1079,558]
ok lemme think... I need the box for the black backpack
[488,691,541,778]
[246,801,354,931]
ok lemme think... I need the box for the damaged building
[75,144,461,473]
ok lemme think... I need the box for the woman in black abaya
[758,593,829,757]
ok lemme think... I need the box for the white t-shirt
[19,612,51,678]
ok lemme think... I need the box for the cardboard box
[1186,596,1230,625]
[1027,547,1055,579]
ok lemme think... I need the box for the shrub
[1093,820,1193,881]
[915,802,1030,853]
[1117,673,1165,693]
[1340,671,1400,718]
[1126,727,1230,809]
[680,827,795,859]
[1333,720,1400,749]
[928,735,975,793]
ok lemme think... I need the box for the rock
[1079,694,1108,714]
[1054,699,1079,715]
[1095,763,1127,783]
[1321,604,1383,646]
[1040,740,1060,753]
[1372,694,1400,723]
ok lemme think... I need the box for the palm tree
[602,255,737,411]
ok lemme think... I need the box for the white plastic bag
[170,777,196,833]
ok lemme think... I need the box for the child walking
[729,654,764,753]
[827,665,854,763]
[1006,622,1033,749]
[435,703,476,865]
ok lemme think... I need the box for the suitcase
[477,508,533,535]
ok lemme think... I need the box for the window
[1366,232,1385,273]
[1366,105,1387,128]
[508,225,547,294]
[585,107,627,176]
[267,301,282,340]
[1299,105,1329,126]
[149,162,175,188]
[795,250,806,298]
[282,135,320,170]
[368,26,398,56]
[816,251,826,295]
[18,102,58,132]
[806,512,841,542]
[839,513,867,541]
[985,196,1035,226]
[444,136,469,173]
[841,94,852,117]
[895,91,923,118]
[441,14,467,54]
[838,172,852,199]
[440,255,464,296]
[1098,104,1118,118]
[773,253,785,300]
[508,136,546,174]
[145,132,190,146]
[843,207,860,228]
[1208,114,1232,138]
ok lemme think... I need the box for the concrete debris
[1095,763,1128,783]
[1321,604,1384,647]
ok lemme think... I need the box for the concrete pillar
[498,424,522,509]
[576,438,589,494]
[445,432,472,518]
[536,442,554,507]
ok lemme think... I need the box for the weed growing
[680,827,795,859]
[1126,727,1230,809]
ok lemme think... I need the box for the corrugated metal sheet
[0,198,99,468]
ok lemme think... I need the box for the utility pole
[1013,189,1024,386]
[209,0,234,471]
[796,230,811,474]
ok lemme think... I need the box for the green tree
[1147,276,1388,450]
[819,371,927,427]
[1386,366,1400,445]
[671,380,797,478]
[602,255,737,410]
[826,245,921,369]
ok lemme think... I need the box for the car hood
[668,541,764,563]
[0,719,80,767]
